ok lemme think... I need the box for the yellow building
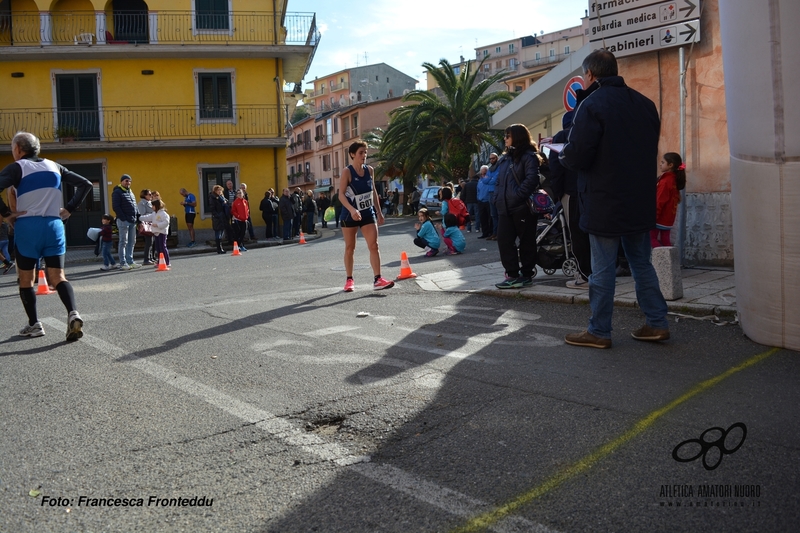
[0,0,318,245]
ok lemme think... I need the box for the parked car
[418,186,442,215]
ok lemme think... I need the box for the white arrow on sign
[589,0,699,41]
[591,19,701,59]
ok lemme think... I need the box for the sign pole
[678,46,687,267]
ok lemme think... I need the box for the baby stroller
[533,200,578,278]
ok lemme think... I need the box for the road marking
[42,318,553,532]
[451,347,782,533]
[303,325,361,337]
[344,332,496,363]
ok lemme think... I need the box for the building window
[484,64,490,72]
[195,0,230,31]
[496,61,502,69]
[453,66,460,75]
[509,43,515,53]
[515,85,523,92]
[197,72,233,120]
[495,46,501,53]
[201,166,236,216]
[386,77,389,83]
[483,50,488,57]
[322,154,331,172]
[333,118,339,134]
[550,49,555,57]
[535,52,541,60]
[565,45,570,54]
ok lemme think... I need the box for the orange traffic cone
[231,242,242,256]
[395,251,417,280]
[298,232,307,244]
[156,252,169,271]
[36,269,54,295]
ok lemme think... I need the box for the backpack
[447,197,470,226]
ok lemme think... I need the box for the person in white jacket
[139,199,171,269]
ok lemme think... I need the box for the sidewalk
[415,262,737,318]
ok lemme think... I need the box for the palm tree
[379,57,514,184]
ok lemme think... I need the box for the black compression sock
[55,281,77,313]
[19,287,38,326]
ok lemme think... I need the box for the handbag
[138,221,154,236]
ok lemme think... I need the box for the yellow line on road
[452,347,781,533]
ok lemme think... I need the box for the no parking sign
[563,76,585,112]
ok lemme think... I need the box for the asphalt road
[1,217,797,533]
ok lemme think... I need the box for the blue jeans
[490,201,499,236]
[283,219,292,240]
[305,212,315,233]
[116,219,136,266]
[587,232,669,339]
[467,202,479,232]
[101,241,116,266]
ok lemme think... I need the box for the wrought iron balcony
[0,105,282,142]
[0,11,319,46]
[521,51,572,70]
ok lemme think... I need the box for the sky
[288,0,591,92]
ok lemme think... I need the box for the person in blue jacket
[437,213,466,255]
[413,208,440,257]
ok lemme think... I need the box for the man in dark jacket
[112,174,140,269]
[279,188,296,241]
[461,173,480,233]
[291,188,303,237]
[560,49,669,349]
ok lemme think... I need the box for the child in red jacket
[651,152,687,248]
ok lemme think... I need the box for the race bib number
[353,191,373,211]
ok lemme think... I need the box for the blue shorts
[15,216,66,260]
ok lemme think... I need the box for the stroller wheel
[562,258,578,277]
[543,268,556,276]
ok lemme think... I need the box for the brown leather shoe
[564,330,612,349]
[631,324,670,341]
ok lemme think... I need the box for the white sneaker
[129,263,142,269]
[120,264,131,271]
[19,322,45,337]
[100,265,111,271]
[67,311,83,342]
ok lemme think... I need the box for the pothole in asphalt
[305,415,346,436]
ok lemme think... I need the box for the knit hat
[120,174,132,182]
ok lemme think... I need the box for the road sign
[591,19,700,59]
[589,0,699,41]
[563,77,586,111]
[589,0,664,19]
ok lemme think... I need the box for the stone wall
[683,192,734,267]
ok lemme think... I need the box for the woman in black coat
[493,123,543,289]
[209,185,228,254]
[259,191,276,238]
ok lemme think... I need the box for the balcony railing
[0,105,281,142]
[521,51,572,70]
[0,11,319,46]
[288,141,312,155]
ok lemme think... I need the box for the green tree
[379,57,513,184]
[290,105,310,124]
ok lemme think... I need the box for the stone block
[652,246,683,300]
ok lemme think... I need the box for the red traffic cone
[298,232,307,244]
[231,242,242,256]
[395,251,417,280]
[36,269,54,295]
[156,252,169,271]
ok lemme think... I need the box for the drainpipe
[719,0,800,350]
[678,47,686,266]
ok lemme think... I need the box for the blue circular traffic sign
[563,76,585,112]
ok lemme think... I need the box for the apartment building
[427,25,586,95]
[0,0,318,244]
[303,63,417,116]
[286,96,407,197]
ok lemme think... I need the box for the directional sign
[589,0,665,19]
[563,77,585,111]
[591,19,700,58]
[589,0,699,41]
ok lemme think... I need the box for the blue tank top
[342,165,376,221]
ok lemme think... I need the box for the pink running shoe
[344,278,355,292]
[373,277,395,290]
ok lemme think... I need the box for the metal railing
[288,141,312,155]
[521,51,572,70]
[0,105,282,142]
[0,11,319,46]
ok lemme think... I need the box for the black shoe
[615,266,631,277]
